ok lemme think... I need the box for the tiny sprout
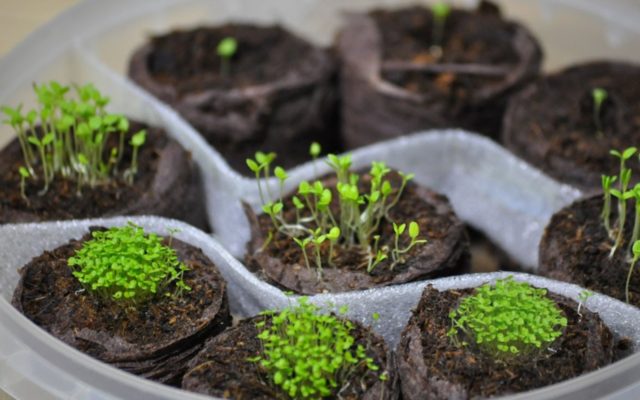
[18,166,30,201]
[391,221,427,269]
[430,2,452,58]
[124,130,146,185]
[372,312,380,321]
[217,37,238,78]
[577,289,594,316]
[601,174,618,238]
[592,87,608,137]
[339,304,349,314]
[626,241,640,303]
[310,142,321,158]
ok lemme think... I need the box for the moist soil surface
[147,25,320,96]
[503,61,640,190]
[0,121,207,229]
[182,315,396,399]
[12,229,230,384]
[133,24,341,175]
[539,194,640,306]
[245,171,469,294]
[398,285,623,399]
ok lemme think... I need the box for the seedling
[601,174,617,238]
[608,147,637,256]
[626,241,640,303]
[592,87,608,137]
[430,2,451,58]
[447,277,567,358]
[68,223,191,305]
[247,149,428,278]
[251,298,382,398]
[217,37,238,78]
[18,166,30,202]
[1,81,146,198]
[577,289,594,316]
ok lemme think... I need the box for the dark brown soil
[539,194,640,306]
[245,172,470,294]
[12,229,231,384]
[129,24,341,175]
[398,285,623,399]
[0,121,208,230]
[503,61,640,190]
[182,314,397,399]
[337,0,542,148]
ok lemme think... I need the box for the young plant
[609,147,637,256]
[1,81,146,198]
[577,289,594,316]
[391,221,427,269]
[217,37,238,78]
[626,240,640,304]
[592,87,608,137]
[447,277,568,358]
[248,148,428,278]
[18,166,30,202]
[601,174,617,238]
[68,223,191,305]
[252,298,382,398]
[430,2,452,58]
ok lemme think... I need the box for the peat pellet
[337,0,541,148]
[398,285,618,399]
[0,121,208,230]
[182,315,396,399]
[129,24,340,175]
[503,61,640,190]
[245,172,469,295]
[12,231,231,385]
[539,194,640,306]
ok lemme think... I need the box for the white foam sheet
[1,217,640,400]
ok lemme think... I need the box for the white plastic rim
[1,217,640,400]
[1,0,640,399]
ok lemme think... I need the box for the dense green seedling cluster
[1,81,146,199]
[252,298,382,399]
[447,277,567,357]
[217,37,238,78]
[68,223,190,305]
[247,144,427,276]
[430,2,451,58]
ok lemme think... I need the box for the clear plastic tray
[2,0,640,399]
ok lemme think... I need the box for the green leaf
[217,37,238,58]
[246,159,259,173]
[18,166,30,178]
[130,130,147,147]
[409,221,420,239]
[274,166,287,181]
[309,142,321,157]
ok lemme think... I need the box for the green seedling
[601,174,618,238]
[626,241,640,303]
[448,277,567,358]
[592,87,608,137]
[608,147,637,256]
[310,141,321,175]
[391,221,427,269]
[247,149,428,278]
[430,2,452,58]
[1,81,145,199]
[217,37,238,78]
[577,289,594,316]
[68,223,190,305]
[18,166,30,201]
[252,298,382,398]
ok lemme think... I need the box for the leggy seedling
[626,241,640,303]
[217,37,238,78]
[592,87,608,138]
[430,2,451,59]
[1,82,146,198]
[608,147,637,256]
[577,289,594,317]
[247,144,428,278]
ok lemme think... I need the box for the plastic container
[1,217,640,400]
[2,0,640,399]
